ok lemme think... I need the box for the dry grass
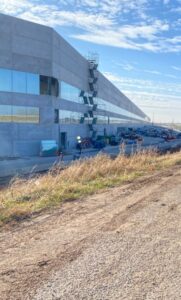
[0,150,181,226]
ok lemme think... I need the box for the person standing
[76,136,82,155]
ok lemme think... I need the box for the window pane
[0,68,12,92]
[0,105,12,122]
[27,73,40,95]
[61,82,82,104]
[59,110,82,124]
[95,97,145,122]
[40,75,49,95]
[12,71,27,93]
[96,115,108,124]
[109,117,128,124]
[12,106,26,123]
[26,107,39,123]
[54,109,59,123]
[51,78,59,97]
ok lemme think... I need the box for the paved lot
[0,165,180,299]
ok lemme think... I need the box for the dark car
[93,140,106,149]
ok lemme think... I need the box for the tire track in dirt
[0,165,180,299]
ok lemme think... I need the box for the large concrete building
[0,13,149,157]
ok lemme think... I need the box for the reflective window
[12,70,26,93]
[51,78,59,97]
[0,68,59,97]
[84,116,91,124]
[0,69,12,92]
[12,106,26,123]
[59,110,83,124]
[40,75,49,95]
[54,109,59,124]
[26,107,39,123]
[94,97,145,122]
[0,105,39,123]
[109,117,129,124]
[61,82,83,104]
[27,73,40,95]
[96,115,108,124]
[95,114,135,124]
[40,75,59,97]
[0,105,12,122]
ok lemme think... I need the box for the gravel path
[0,166,181,300]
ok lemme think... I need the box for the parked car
[109,135,119,146]
[93,140,106,149]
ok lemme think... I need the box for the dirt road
[0,166,181,300]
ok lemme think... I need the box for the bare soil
[0,166,181,300]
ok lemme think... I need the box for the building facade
[0,13,149,157]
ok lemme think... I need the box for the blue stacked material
[40,140,58,157]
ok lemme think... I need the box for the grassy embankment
[0,150,181,226]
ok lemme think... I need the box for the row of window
[0,105,39,123]
[0,69,76,100]
[95,98,146,122]
[0,104,143,125]
[0,68,147,122]
[58,110,83,124]
[0,68,59,97]
[60,82,146,122]
[56,110,138,125]
[96,115,129,125]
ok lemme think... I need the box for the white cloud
[71,20,172,52]
[172,65,181,71]
[0,0,179,53]
[18,8,114,29]
[143,69,162,75]
[118,63,135,71]
[116,64,180,79]
[0,0,32,14]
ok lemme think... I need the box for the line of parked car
[135,125,181,140]
[92,125,181,149]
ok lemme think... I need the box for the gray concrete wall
[0,13,148,157]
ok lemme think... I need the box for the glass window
[51,78,59,97]
[96,115,108,124]
[12,70,27,93]
[27,73,40,95]
[59,110,83,124]
[0,105,12,122]
[0,68,12,92]
[12,106,26,123]
[40,76,59,97]
[0,68,61,98]
[109,117,128,124]
[0,105,39,124]
[94,97,145,122]
[26,107,39,123]
[40,75,49,95]
[61,82,83,104]
[54,109,59,124]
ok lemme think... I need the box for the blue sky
[0,0,181,123]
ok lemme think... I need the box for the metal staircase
[87,54,99,140]
[78,53,99,141]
